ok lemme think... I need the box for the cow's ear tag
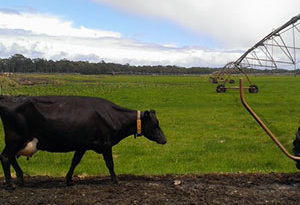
[137,119,141,135]
[136,110,142,137]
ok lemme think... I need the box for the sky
[0,0,299,68]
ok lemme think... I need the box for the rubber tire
[216,84,226,93]
[248,85,259,93]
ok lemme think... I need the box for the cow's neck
[112,110,141,145]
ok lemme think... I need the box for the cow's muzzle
[157,136,167,145]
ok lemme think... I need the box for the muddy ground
[1,173,300,205]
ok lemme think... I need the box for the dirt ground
[1,173,300,205]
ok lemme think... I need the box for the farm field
[0,73,300,177]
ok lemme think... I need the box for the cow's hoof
[112,179,119,185]
[16,178,24,187]
[4,184,16,191]
[16,181,24,187]
[65,180,74,186]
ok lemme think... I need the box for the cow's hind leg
[0,150,13,189]
[65,150,86,186]
[10,157,24,186]
[103,147,118,184]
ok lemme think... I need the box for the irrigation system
[239,78,300,161]
[211,14,300,93]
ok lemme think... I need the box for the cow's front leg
[65,150,86,186]
[0,154,13,190]
[103,147,118,184]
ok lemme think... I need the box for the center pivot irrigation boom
[213,14,300,93]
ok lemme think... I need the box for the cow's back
[31,96,118,150]
[0,95,133,152]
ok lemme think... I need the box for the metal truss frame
[211,14,300,92]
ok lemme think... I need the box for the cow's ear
[150,110,156,115]
[143,111,150,119]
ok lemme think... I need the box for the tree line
[0,54,296,75]
[0,54,215,75]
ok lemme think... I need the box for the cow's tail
[293,127,300,170]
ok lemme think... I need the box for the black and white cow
[0,95,166,189]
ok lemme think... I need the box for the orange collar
[137,110,142,136]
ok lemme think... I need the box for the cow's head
[142,110,166,145]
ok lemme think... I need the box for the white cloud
[0,28,241,67]
[0,11,121,39]
[93,0,300,48]
[0,10,243,67]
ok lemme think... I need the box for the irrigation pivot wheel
[248,85,259,93]
[216,84,226,93]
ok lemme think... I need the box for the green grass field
[0,74,300,177]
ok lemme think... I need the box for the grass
[0,73,300,177]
